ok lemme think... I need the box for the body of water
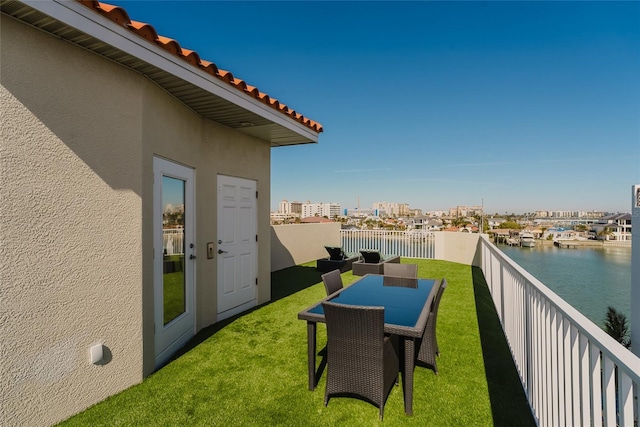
[497,243,632,329]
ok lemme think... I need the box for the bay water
[497,243,632,329]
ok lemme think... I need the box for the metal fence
[162,228,184,255]
[480,235,639,427]
[340,229,436,259]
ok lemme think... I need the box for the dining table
[298,274,443,415]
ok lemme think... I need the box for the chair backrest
[431,279,448,315]
[322,301,385,357]
[383,276,418,288]
[383,263,418,278]
[324,246,345,261]
[360,250,382,264]
[321,269,343,296]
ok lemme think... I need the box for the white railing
[480,235,640,427]
[162,228,184,255]
[340,229,436,259]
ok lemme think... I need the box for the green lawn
[59,259,535,426]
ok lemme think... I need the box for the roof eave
[4,0,320,146]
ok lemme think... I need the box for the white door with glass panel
[153,157,196,367]
[217,175,257,320]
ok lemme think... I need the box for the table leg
[307,321,317,391]
[403,337,415,415]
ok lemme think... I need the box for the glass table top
[308,275,436,328]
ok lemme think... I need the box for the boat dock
[554,240,603,249]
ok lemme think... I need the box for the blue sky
[119,1,640,214]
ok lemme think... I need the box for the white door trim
[153,157,196,368]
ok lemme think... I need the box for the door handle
[190,254,196,260]
[218,249,227,254]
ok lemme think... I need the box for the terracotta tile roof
[77,1,323,134]
[300,217,334,223]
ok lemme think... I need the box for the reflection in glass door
[162,176,186,325]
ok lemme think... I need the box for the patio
[59,259,535,426]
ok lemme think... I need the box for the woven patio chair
[322,301,399,420]
[416,279,448,374]
[321,269,343,296]
[382,276,418,288]
[383,263,418,278]
[352,250,401,276]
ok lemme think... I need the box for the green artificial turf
[59,259,535,426]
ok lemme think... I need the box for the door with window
[217,175,257,320]
[153,157,196,367]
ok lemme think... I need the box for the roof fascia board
[22,0,318,142]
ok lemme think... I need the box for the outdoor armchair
[322,301,399,420]
[416,279,448,374]
[321,269,343,296]
[316,246,359,273]
[352,250,400,276]
[382,276,418,288]
[383,263,418,278]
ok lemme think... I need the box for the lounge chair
[352,249,400,276]
[316,246,359,273]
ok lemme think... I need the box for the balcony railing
[333,228,640,426]
[480,235,639,427]
[162,228,184,255]
[341,229,436,259]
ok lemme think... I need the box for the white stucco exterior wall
[2,12,274,426]
[1,15,143,426]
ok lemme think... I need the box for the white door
[153,157,196,368]
[217,175,257,320]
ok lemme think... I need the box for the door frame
[153,156,196,368]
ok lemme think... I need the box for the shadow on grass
[169,265,322,363]
[472,266,537,427]
[271,264,323,302]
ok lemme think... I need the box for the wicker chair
[321,269,343,296]
[416,279,448,374]
[383,263,418,278]
[352,250,401,276]
[322,301,399,420]
[382,276,418,288]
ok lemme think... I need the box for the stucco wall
[434,232,482,266]
[139,74,272,373]
[271,223,342,271]
[1,15,143,426]
[2,13,273,426]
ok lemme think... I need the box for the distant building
[449,205,482,217]
[301,202,341,218]
[591,213,632,241]
[373,202,410,216]
[345,208,380,217]
[278,199,302,215]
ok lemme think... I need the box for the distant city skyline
[273,198,619,217]
[113,2,639,214]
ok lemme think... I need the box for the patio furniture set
[316,246,400,275]
[299,254,447,419]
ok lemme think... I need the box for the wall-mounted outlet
[207,242,214,259]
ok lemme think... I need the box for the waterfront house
[2,1,322,424]
[592,213,632,241]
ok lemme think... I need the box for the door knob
[190,254,196,260]
[218,249,227,254]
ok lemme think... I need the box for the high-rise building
[301,202,341,218]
